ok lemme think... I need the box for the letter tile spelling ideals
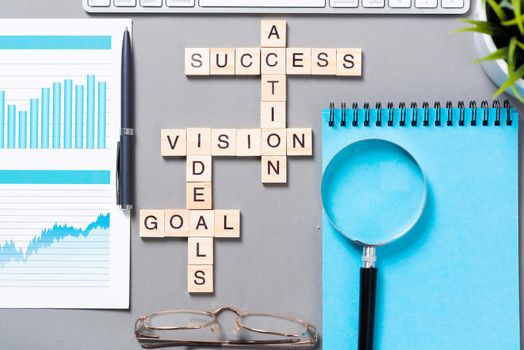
[142,20,361,293]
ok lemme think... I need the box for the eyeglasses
[134,306,318,348]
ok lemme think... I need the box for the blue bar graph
[98,82,106,149]
[86,75,95,149]
[0,74,107,150]
[0,91,4,148]
[75,85,84,149]
[41,88,50,149]
[30,99,38,149]
[64,80,72,149]
[0,170,110,184]
[0,36,111,50]
[52,82,61,149]
[18,111,27,149]
[7,105,15,149]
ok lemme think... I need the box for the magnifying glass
[321,139,427,350]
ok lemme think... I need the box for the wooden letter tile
[287,128,313,156]
[140,210,165,238]
[260,102,286,128]
[188,237,214,265]
[236,129,261,157]
[211,129,237,156]
[185,48,210,76]
[164,209,190,237]
[215,210,240,238]
[186,155,212,182]
[336,48,362,77]
[261,20,287,48]
[235,48,261,75]
[261,155,287,183]
[189,210,215,237]
[161,129,187,157]
[261,129,287,155]
[186,128,211,155]
[311,48,337,75]
[210,48,236,75]
[261,48,286,75]
[286,48,312,75]
[186,182,212,210]
[261,75,286,102]
[188,264,214,293]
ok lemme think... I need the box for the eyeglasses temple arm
[139,338,314,349]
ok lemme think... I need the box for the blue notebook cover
[322,103,520,349]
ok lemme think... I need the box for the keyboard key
[167,0,195,6]
[115,0,136,6]
[199,0,325,7]
[441,0,463,7]
[415,0,437,7]
[389,0,410,7]
[141,0,162,6]
[88,0,111,6]
[330,0,358,7]
[363,0,385,7]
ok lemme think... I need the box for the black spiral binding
[446,101,453,126]
[422,102,430,126]
[411,102,418,126]
[341,102,347,127]
[328,100,513,127]
[458,101,465,126]
[364,102,370,126]
[328,102,335,127]
[375,102,382,126]
[387,102,394,126]
[352,102,358,127]
[399,102,406,126]
[470,101,477,126]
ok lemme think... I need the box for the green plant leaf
[494,63,524,97]
[508,36,518,71]
[451,20,505,35]
[473,47,508,63]
[516,39,524,50]
[487,0,507,21]
[511,0,524,34]
[501,15,523,25]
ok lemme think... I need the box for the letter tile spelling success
[142,20,361,293]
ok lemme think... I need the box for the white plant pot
[473,3,524,98]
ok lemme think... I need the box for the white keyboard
[84,0,469,14]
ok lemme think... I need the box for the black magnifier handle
[358,266,377,350]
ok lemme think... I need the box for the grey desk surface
[1,1,523,349]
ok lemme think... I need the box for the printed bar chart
[0,74,107,149]
[0,20,130,309]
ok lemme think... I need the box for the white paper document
[0,19,131,308]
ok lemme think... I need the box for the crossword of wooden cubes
[140,20,362,294]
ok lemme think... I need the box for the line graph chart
[0,171,112,288]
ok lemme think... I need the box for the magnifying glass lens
[322,140,426,246]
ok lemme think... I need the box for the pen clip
[116,140,121,206]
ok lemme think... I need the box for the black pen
[118,28,134,210]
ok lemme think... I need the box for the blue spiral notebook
[322,101,520,349]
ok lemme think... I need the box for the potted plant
[456,0,524,102]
